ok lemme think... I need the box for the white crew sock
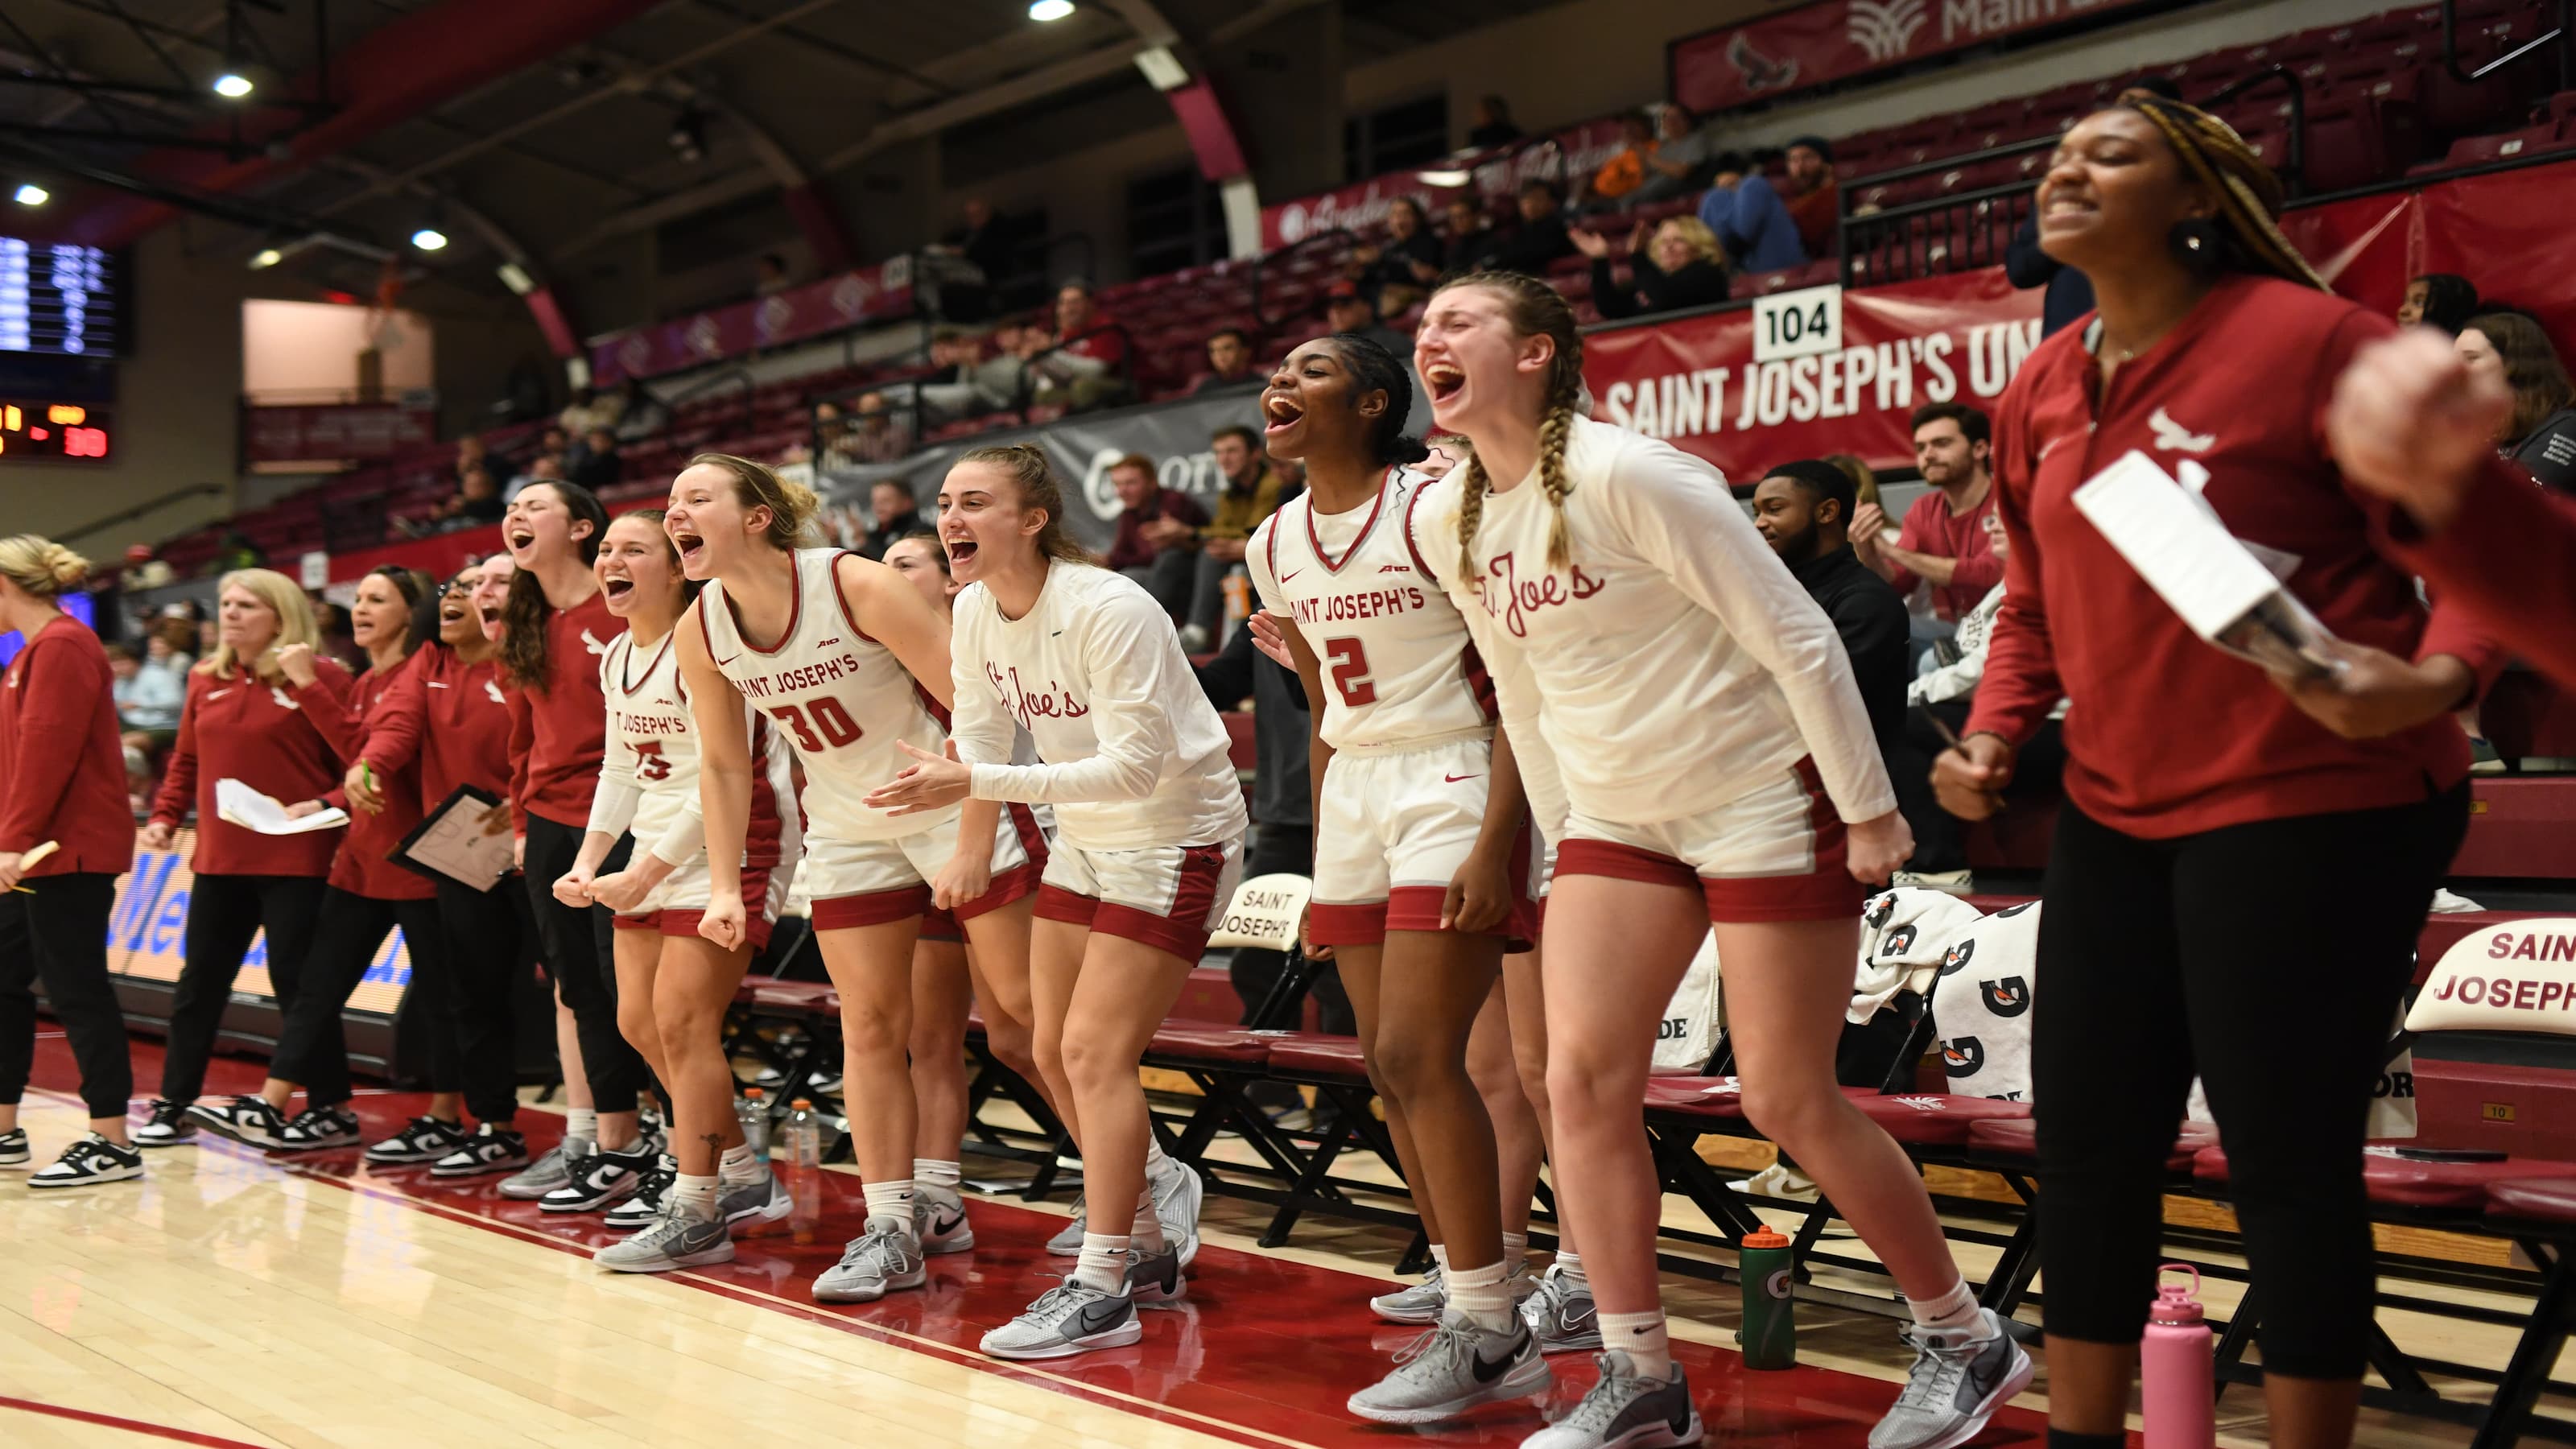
[1909,1278,1986,1335]
[667,1173,720,1223]
[1502,1230,1529,1266]
[1555,1248,1588,1289]
[1076,1232,1131,1292]
[1129,1187,1167,1252]
[861,1179,916,1234]
[1429,1242,1449,1275]
[1445,1258,1517,1334]
[1144,1137,1171,1174]
[719,1142,762,1186]
[566,1108,597,1146]
[1598,1309,1672,1378]
[914,1157,963,1190]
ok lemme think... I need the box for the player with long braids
[1414,269,2029,1449]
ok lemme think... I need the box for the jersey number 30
[770,699,864,753]
[1323,637,1377,707]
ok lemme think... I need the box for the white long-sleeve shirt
[951,560,1249,851]
[1411,414,1896,830]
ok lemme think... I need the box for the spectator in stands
[105,644,159,791]
[558,386,621,438]
[2457,310,2576,492]
[1323,282,1414,361]
[1486,179,1575,275]
[2008,78,2184,334]
[609,380,668,442]
[1575,216,1731,320]
[1580,111,1657,213]
[568,427,621,489]
[1852,401,2002,627]
[929,198,1015,321]
[840,393,913,465]
[1629,103,1715,208]
[211,530,265,574]
[2397,272,2480,334]
[1348,196,1443,313]
[1184,423,1290,650]
[1030,280,1131,414]
[753,253,792,298]
[1699,151,1808,273]
[1195,328,1263,396]
[1443,196,1505,274]
[1751,459,1909,760]
[860,478,926,560]
[452,435,493,490]
[1778,135,1840,260]
[505,455,566,506]
[428,466,506,533]
[1103,452,1206,621]
[1466,94,1520,150]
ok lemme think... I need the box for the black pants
[438,874,528,1125]
[266,888,445,1109]
[2032,784,2469,1378]
[518,815,645,1107]
[0,873,130,1118]
[1888,702,2068,873]
[162,873,328,1102]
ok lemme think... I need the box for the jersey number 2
[632,741,673,782]
[770,699,863,753]
[1323,637,1377,707]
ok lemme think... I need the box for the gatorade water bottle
[1738,1226,1797,1369]
[2141,1264,2217,1449]
[736,1086,770,1160]
[782,1099,824,1246]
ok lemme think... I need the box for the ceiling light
[1029,0,1075,20]
[411,226,449,251]
[11,183,46,207]
[250,246,283,269]
[213,72,254,99]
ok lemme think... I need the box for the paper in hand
[2072,450,2342,683]
[216,778,351,835]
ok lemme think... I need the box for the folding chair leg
[2214,1283,2261,1388]
[1976,1172,2041,1315]
[1397,1228,1432,1277]
[2363,1319,2434,1400]
[1261,1106,1362,1248]
[2472,1239,2576,1449]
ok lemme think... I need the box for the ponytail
[0,535,89,599]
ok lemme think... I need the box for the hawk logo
[485,680,508,704]
[1864,893,1897,930]
[1993,902,2036,919]
[581,629,610,656]
[1940,939,1978,976]
[2149,407,2216,454]
[1942,1036,1987,1077]
[1846,0,1930,64]
[1979,976,2031,1018]
[1727,31,1801,92]
[270,686,301,711]
[1880,923,1918,958]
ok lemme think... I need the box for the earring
[2167,217,2227,279]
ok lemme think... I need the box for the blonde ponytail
[0,535,89,599]
[1534,369,1581,572]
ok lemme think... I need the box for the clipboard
[392,785,518,891]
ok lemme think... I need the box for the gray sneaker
[915,1185,976,1254]
[499,1139,584,1200]
[1521,1263,1604,1353]
[1523,1350,1703,1449]
[811,1224,927,1304]
[1044,1196,1088,1256]
[1370,1265,1447,1323]
[979,1279,1140,1360]
[594,1208,733,1273]
[1348,1310,1551,1425]
[1125,1242,1185,1303]
[1149,1158,1203,1269]
[719,1168,794,1228]
[1868,1310,2033,1449]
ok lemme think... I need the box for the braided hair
[2123,97,2327,291]
[1316,332,1433,469]
[1430,270,1586,592]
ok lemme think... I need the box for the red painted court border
[0,1393,274,1449]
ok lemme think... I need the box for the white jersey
[1246,467,1495,754]
[950,560,1249,852]
[698,547,951,843]
[590,627,802,876]
[1412,414,1894,833]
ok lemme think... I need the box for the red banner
[588,257,916,385]
[1261,118,1629,250]
[1583,266,2042,477]
[1671,0,2178,114]
[243,402,436,464]
[320,496,668,586]
[2275,162,2576,349]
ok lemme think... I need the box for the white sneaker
[29,1134,144,1189]
[980,1279,1140,1360]
[1727,1162,1820,1203]
[915,1184,976,1254]
[2431,887,2485,914]
[1148,1157,1203,1269]
[1868,1310,2033,1449]
[1350,1311,1550,1424]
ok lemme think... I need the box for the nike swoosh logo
[1072,1297,1129,1336]
[1443,773,1482,783]
[1562,1304,1596,1330]
[1281,569,1303,583]
[931,1211,964,1235]
[714,653,741,667]
[1470,1341,1522,1384]
[208,688,233,700]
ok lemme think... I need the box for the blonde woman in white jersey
[1413,271,2031,1449]
[665,454,1046,1308]
[549,510,801,1270]
[1244,333,1550,1422]
[865,445,1247,1360]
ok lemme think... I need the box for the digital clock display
[0,239,116,357]
[0,401,112,462]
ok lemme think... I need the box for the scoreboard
[0,400,111,462]
[0,237,116,357]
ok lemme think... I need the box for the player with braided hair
[1413,270,2027,1449]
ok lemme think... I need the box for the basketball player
[1413,270,2029,1449]
[864,444,1246,1360]
[1245,332,1548,1422]
[0,537,143,1187]
[549,510,799,1268]
[665,454,1043,1306]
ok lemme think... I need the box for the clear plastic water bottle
[782,1098,823,1245]
[735,1086,770,1160]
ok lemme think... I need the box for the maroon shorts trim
[1033,883,1098,929]
[1554,839,1699,890]
[654,908,776,952]
[953,859,1042,923]
[1702,756,1857,924]
[613,869,775,948]
[1033,844,1231,961]
[611,913,659,933]
[1306,900,1389,947]
[811,886,931,931]
[919,906,963,943]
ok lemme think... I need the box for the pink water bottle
[2141,1264,2217,1449]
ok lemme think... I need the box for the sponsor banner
[588,256,916,385]
[1583,265,2044,477]
[1261,118,1629,250]
[816,390,1276,553]
[1670,0,2175,114]
[320,496,668,586]
[244,402,438,464]
[109,828,413,1014]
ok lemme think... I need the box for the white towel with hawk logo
[1927,899,2042,1103]
[1652,931,1725,1074]
[1852,887,1987,1024]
